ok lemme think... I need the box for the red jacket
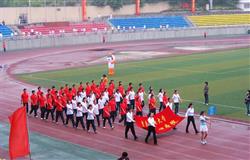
[78,85,83,92]
[39,95,46,107]
[109,99,116,112]
[103,105,110,118]
[149,97,156,110]
[55,99,64,111]
[21,92,29,103]
[86,85,91,96]
[30,94,38,106]
[120,101,127,115]
[118,85,125,95]
[46,97,53,110]
[135,99,142,112]
[163,95,168,106]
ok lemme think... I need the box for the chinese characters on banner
[135,107,185,134]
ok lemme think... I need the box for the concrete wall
[0,2,170,25]
[1,26,250,51]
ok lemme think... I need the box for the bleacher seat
[109,16,191,29]
[188,14,250,26]
[19,22,109,35]
[0,25,13,37]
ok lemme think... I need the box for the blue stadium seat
[109,16,191,29]
[0,25,13,37]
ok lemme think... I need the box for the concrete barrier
[1,26,250,51]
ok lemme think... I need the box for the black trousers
[116,102,121,113]
[145,126,157,144]
[141,100,145,108]
[23,102,29,113]
[95,114,100,127]
[136,111,142,116]
[66,114,75,127]
[40,107,46,119]
[56,111,65,124]
[103,117,112,127]
[99,109,103,119]
[174,103,179,114]
[76,116,85,129]
[125,122,137,139]
[110,111,116,123]
[159,102,164,112]
[87,119,96,132]
[149,108,156,115]
[186,116,198,133]
[204,93,209,104]
[119,114,126,126]
[46,109,54,120]
[29,105,38,117]
[130,100,135,109]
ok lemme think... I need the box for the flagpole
[25,107,32,160]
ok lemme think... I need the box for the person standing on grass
[29,90,38,117]
[200,111,210,145]
[145,112,157,145]
[185,103,198,134]
[103,101,114,129]
[172,90,182,115]
[39,92,47,120]
[244,90,250,116]
[65,100,75,128]
[158,89,164,112]
[21,88,29,113]
[75,102,85,130]
[204,82,209,105]
[87,105,97,133]
[125,108,137,140]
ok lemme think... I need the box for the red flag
[9,106,30,159]
[135,107,184,134]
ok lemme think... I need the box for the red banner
[135,107,184,134]
[9,106,30,159]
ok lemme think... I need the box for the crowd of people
[21,74,211,145]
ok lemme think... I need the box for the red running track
[0,36,250,160]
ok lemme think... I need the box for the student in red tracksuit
[21,88,29,113]
[61,93,67,114]
[55,96,65,124]
[162,91,168,110]
[118,81,125,96]
[78,82,84,93]
[99,79,105,93]
[39,92,47,120]
[91,80,97,91]
[149,95,156,115]
[109,97,116,123]
[29,90,38,117]
[85,82,91,97]
[59,86,64,96]
[67,88,73,101]
[127,82,133,92]
[46,94,54,121]
[103,102,114,129]
[107,82,114,98]
[64,84,69,95]
[36,86,43,100]
[119,97,127,126]
[72,84,77,97]
[135,96,143,116]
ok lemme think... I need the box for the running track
[0,36,250,160]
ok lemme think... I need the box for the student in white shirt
[158,89,164,112]
[81,97,88,123]
[72,96,77,115]
[200,111,210,144]
[114,89,123,113]
[93,100,100,127]
[125,108,137,140]
[129,88,135,109]
[125,91,130,107]
[166,98,173,110]
[98,96,105,119]
[65,100,75,127]
[185,103,198,134]
[172,90,182,114]
[145,112,157,145]
[87,105,97,133]
[75,102,85,130]
[138,89,144,108]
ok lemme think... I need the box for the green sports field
[17,48,250,121]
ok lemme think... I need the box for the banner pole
[25,107,32,160]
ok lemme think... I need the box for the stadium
[0,0,250,159]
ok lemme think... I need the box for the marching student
[172,90,182,115]
[55,96,65,125]
[101,74,108,86]
[58,86,64,96]
[129,88,135,109]
[162,91,168,110]
[67,88,74,101]
[127,82,133,92]
[148,89,154,101]
[145,112,157,145]
[91,80,97,91]
[72,96,77,115]
[39,92,47,120]
[65,100,75,128]
[114,89,123,113]
[125,108,137,140]
[103,102,114,129]
[61,92,67,114]
[158,89,164,112]
[166,98,173,110]
[75,102,85,130]
[45,94,54,121]
[87,105,97,133]
[36,86,43,99]
[185,103,198,134]
[125,91,130,107]
[99,79,106,93]
[149,94,156,114]
[63,84,69,95]
[103,88,109,102]
[81,97,88,124]
[78,82,84,93]
[119,97,127,126]
[85,82,91,97]
[138,88,145,108]
[98,96,105,119]
[29,90,38,117]
[118,81,125,96]
[108,82,114,98]
[135,96,143,116]
[72,84,77,97]
[109,97,117,123]
[93,100,100,127]
[21,88,29,113]
[200,111,210,145]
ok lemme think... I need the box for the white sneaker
[201,141,205,145]
[103,126,106,129]
[204,140,207,144]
